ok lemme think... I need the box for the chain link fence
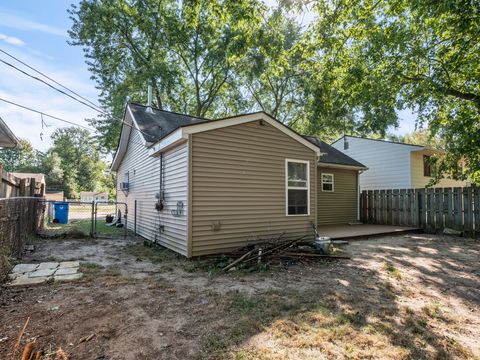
[42,201,128,238]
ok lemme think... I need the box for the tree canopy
[306,0,480,182]
[0,129,113,199]
[69,0,480,184]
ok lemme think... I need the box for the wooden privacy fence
[0,166,45,198]
[360,187,480,237]
[0,198,44,279]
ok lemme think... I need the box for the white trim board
[111,106,153,171]
[285,158,311,217]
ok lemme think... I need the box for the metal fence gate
[41,200,128,239]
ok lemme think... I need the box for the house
[45,190,64,202]
[331,135,469,191]
[0,116,20,149]
[111,103,366,257]
[80,191,108,203]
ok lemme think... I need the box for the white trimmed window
[321,173,334,192]
[286,159,310,216]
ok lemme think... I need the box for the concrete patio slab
[54,273,83,282]
[29,268,56,278]
[9,275,49,286]
[8,261,82,286]
[37,262,59,270]
[55,267,78,276]
[59,261,80,269]
[12,263,38,273]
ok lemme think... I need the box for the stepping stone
[29,268,56,278]
[8,275,48,286]
[58,261,80,269]
[55,267,78,276]
[54,273,83,282]
[37,262,59,270]
[12,263,38,274]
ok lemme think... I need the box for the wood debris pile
[222,233,350,271]
[10,316,93,360]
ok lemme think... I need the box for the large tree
[69,0,264,152]
[0,139,43,172]
[50,127,110,198]
[239,8,307,125]
[306,0,480,182]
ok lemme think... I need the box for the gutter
[317,162,368,171]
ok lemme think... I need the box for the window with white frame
[321,173,334,192]
[286,160,309,215]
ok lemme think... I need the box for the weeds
[0,245,11,283]
[383,261,402,279]
[125,243,179,263]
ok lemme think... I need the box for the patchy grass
[203,290,412,360]
[42,219,127,238]
[383,261,402,279]
[79,262,129,286]
[125,243,180,263]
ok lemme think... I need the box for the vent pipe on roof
[344,136,349,150]
[146,84,153,113]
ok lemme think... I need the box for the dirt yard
[1,233,479,359]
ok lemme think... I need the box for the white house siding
[331,137,414,190]
[410,152,469,188]
[116,129,188,255]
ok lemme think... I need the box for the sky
[0,0,417,152]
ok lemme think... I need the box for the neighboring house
[45,191,64,201]
[111,103,366,257]
[0,116,20,149]
[80,191,108,203]
[331,135,469,191]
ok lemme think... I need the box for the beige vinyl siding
[190,120,317,256]
[116,129,188,255]
[410,152,469,188]
[317,167,358,225]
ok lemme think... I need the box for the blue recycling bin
[54,202,69,224]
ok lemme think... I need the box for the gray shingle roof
[305,136,367,168]
[129,103,208,143]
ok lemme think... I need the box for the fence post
[445,188,453,229]
[453,187,462,230]
[474,186,480,237]
[464,187,473,236]
[418,188,426,228]
[367,190,373,223]
[90,201,95,237]
[435,188,444,231]
[29,178,36,196]
[427,188,435,231]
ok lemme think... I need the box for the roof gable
[150,112,321,156]
[305,136,367,168]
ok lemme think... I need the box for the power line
[0,97,94,130]
[0,58,105,115]
[0,48,102,112]
[0,50,156,139]
[0,97,151,149]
